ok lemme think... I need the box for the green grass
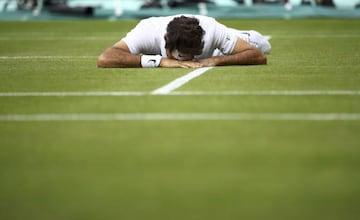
[1,19,360,220]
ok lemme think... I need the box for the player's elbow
[243,49,267,65]
[249,49,267,65]
[258,53,267,65]
[97,54,107,68]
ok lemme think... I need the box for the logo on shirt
[226,34,231,41]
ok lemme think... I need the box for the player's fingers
[181,61,203,68]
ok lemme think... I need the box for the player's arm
[97,40,141,68]
[198,37,267,66]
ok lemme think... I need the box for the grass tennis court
[1,18,360,220]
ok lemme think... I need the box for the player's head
[165,16,205,61]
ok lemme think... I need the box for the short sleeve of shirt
[122,18,162,55]
[212,20,238,55]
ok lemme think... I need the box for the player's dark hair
[165,16,205,55]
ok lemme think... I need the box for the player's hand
[178,60,204,68]
[160,58,203,68]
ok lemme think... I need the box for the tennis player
[97,14,271,68]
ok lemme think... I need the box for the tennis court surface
[1,19,360,220]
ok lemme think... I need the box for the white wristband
[141,55,162,68]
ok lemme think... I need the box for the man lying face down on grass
[97,14,271,68]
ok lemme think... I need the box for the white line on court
[1,113,360,121]
[272,34,360,38]
[0,32,121,36]
[151,67,214,95]
[0,56,97,60]
[169,90,360,96]
[0,37,116,41]
[1,90,360,97]
[0,91,146,97]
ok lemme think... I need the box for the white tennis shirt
[122,14,270,59]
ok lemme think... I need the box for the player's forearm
[97,47,141,68]
[210,49,267,66]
